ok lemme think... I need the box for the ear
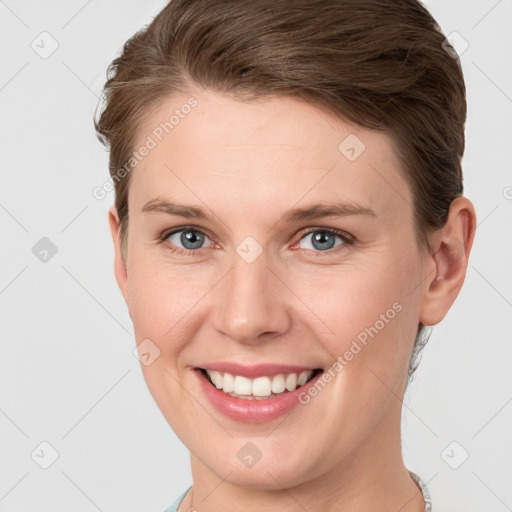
[419,197,477,326]
[108,205,129,306]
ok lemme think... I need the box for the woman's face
[110,86,435,489]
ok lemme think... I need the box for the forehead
[129,88,412,218]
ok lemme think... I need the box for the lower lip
[194,368,324,423]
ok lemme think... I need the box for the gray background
[1,1,511,510]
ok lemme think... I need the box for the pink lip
[194,368,324,423]
[197,362,321,378]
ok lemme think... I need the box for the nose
[213,250,291,345]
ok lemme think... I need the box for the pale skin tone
[108,85,476,511]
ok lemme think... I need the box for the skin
[108,85,476,511]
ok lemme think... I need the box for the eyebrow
[141,197,377,222]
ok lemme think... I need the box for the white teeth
[222,372,235,392]
[285,373,297,391]
[209,370,223,389]
[234,375,252,395]
[205,369,316,398]
[252,376,272,397]
[297,371,309,386]
[271,374,285,394]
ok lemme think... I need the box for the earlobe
[419,197,476,326]
[108,205,129,305]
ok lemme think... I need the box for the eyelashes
[157,226,354,257]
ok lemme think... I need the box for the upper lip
[196,362,322,378]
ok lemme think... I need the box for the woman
[94,1,476,510]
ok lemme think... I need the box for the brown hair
[94,0,466,384]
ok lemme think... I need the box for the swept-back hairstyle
[94,0,466,383]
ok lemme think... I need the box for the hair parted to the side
[94,0,466,385]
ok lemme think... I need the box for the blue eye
[298,228,351,253]
[163,228,212,255]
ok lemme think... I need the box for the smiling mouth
[198,367,323,400]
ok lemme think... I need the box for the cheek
[126,259,215,347]
[301,267,417,430]
[294,255,418,373]
[127,263,182,339]
[126,263,203,414]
